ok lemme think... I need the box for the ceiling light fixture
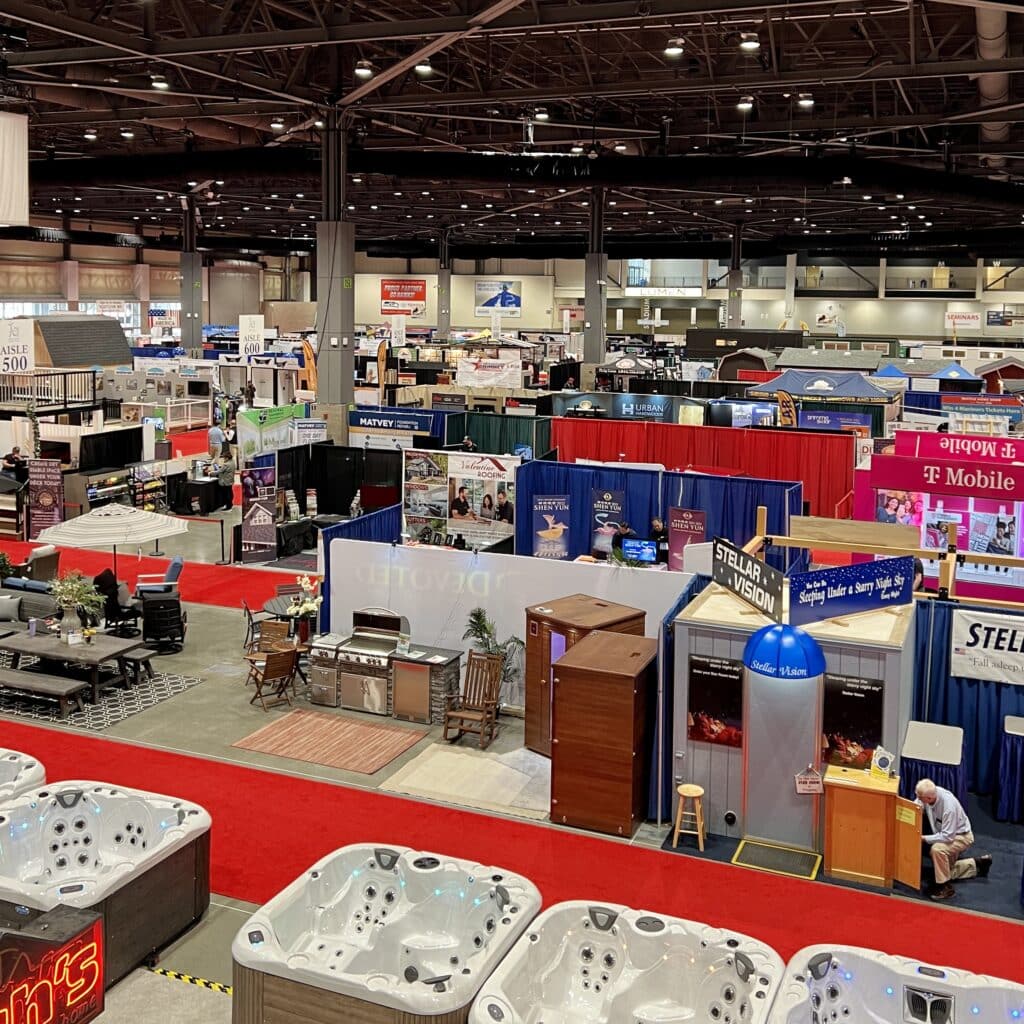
[83,129,98,141]
[664,37,685,56]
[355,60,375,79]
[120,129,134,139]
[736,95,754,113]
[614,143,628,152]
[571,144,584,153]
[270,118,285,131]
[151,74,169,91]
[414,57,433,75]
[797,92,814,109]
[534,107,549,120]
[314,119,325,129]
[739,32,760,51]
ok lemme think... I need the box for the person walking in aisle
[216,449,236,511]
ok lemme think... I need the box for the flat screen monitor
[622,538,658,564]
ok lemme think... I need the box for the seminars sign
[711,536,784,622]
[380,278,427,316]
[532,495,570,559]
[951,608,1024,684]
[789,556,914,627]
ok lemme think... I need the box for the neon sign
[0,916,104,1024]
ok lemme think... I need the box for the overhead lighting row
[664,31,760,54]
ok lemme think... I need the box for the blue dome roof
[743,624,826,679]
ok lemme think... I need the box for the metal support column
[180,196,202,350]
[584,188,608,365]
[727,221,744,327]
[437,231,452,340]
[316,108,355,406]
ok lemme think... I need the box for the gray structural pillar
[727,221,744,327]
[316,108,355,406]
[583,187,607,364]
[180,196,203,351]
[437,232,452,340]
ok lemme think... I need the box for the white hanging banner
[562,308,571,334]
[391,314,407,348]
[615,308,624,331]
[239,314,265,356]
[490,310,502,340]
[0,319,35,373]
[0,113,29,227]
[951,608,1024,683]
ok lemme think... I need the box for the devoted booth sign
[0,318,35,373]
[531,494,570,559]
[711,536,784,622]
[951,608,1024,684]
[0,910,104,1024]
[789,556,914,627]
[380,278,427,316]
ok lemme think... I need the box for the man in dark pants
[216,451,236,510]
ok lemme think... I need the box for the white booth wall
[673,586,914,841]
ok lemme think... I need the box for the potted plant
[0,552,15,584]
[51,571,104,643]
[462,607,525,704]
[286,574,323,643]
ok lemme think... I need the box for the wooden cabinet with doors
[524,594,646,757]
[550,630,658,837]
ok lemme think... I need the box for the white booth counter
[673,583,914,841]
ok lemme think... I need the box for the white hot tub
[0,748,44,801]
[0,780,211,911]
[769,944,1024,1024]
[232,843,542,1021]
[470,900,785,1024]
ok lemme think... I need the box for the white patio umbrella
[36,502,189,574]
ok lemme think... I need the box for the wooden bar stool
[672,783,706,851]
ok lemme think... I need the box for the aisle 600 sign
[0,318,34,373]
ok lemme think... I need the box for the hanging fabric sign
[531,495,570,559]
[950,608,1024,684]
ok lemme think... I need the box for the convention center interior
[1,1,1024,1022]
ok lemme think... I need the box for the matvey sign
[711,536,784,622]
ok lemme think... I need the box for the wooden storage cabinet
[550,630,658,837]
[524,594,645,757]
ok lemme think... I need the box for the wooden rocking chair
[442,651,504,749]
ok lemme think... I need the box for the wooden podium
[823,765,922,890]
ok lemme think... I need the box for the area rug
[269,552,319,573]
[379,744,551,820]
[0,671,202,731]
[232,709,427,775]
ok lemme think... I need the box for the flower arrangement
[51,571,104,617]
[286,574,323,618]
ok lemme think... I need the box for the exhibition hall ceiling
[4,0,1024,253]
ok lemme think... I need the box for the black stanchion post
[152,538,164,557]
[216,518,230,565]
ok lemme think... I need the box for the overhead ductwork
[976,5,1010,171]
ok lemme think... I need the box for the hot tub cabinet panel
[769,944,1024,1023]
[470,900,785,1024]
[0,780,211,988]
[232,844,541,1023]
[0,748,45,801]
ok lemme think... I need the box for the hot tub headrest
[587,906,619,932]
[375,848,401,871]
[734,951,755,983]
[55,789,84,809]
[495,885,511,912]
[808,952,833,981]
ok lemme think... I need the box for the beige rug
[379,744,551,820]
[232,710,427,775]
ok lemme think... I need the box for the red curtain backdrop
[551,418,853,517]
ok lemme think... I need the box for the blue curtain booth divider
[913,599,1024,796]
[648,574,710,821]
[320,503,403,629]
[661,472,803,572]
[513,460,662,559]
[997,730,1024,823]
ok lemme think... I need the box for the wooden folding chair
[242,598,273,652]
[249,649,297,712]
[443,651,504,749]
[275,583,303,597]
[243,620,294,686]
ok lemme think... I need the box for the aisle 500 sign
[0,318,34,373]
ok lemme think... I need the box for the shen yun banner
[951,609,1024,684]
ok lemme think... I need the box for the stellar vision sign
[951,609,1024,684]
[711,536,784,622]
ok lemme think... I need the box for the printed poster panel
[403,449,519,545]
[822,674,884,768]
[475,279,522,318]
[237,403,306,462]
[951,608,1024,684]
[239,314,265,356]
[532,495,570,559]
[591,488,624,555]
[240,464,278,563]
[668,507,705,571]
[789,556,914,627]
[290,418,328,445]
[380,278,427,316]
[0,318,34,373]
[351,409,438,451]
[27,458,63,540]
[687,655,743,748]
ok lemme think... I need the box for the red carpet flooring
[3,720,1022,982]
[0,540,290,609]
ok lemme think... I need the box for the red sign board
[869,453,1024,501]
[894,430,1024,463]
[0,916,104,1024]
[380,279,427,316]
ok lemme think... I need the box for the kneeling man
[915,778,991,900]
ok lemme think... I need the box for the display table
[997,715,1024,824]
[898,721,967,806]
[823,765,922,890]
[391,646,462,724]
[277,518,316,557]
[185,478,220,515]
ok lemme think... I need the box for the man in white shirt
[915,778,992,900]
